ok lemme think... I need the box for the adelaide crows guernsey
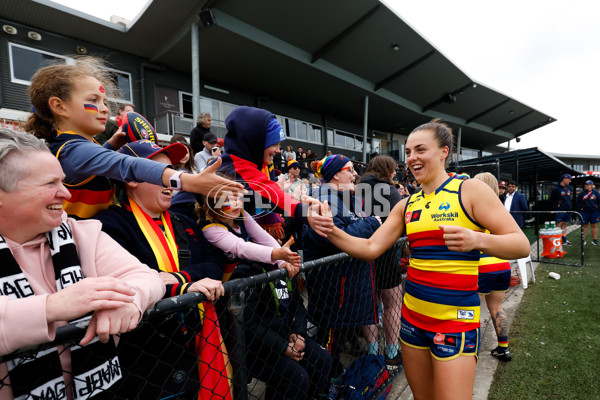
[403,176,484,333]
[52,131,114,219]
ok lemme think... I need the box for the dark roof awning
[0,0,555,150]
[449,147,582,183]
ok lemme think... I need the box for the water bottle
[548,272,561,280]
[550,220,556,229]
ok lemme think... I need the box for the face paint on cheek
[222,204,233,212]
[84,104,99,114]
[99,86,105,93]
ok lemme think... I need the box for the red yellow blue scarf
[129,198,179,273]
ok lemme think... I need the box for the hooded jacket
[356,174,402,223]
[218,107,308,221]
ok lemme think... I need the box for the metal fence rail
[0,239,408,400]
[511,210,584,267]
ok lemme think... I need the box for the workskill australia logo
[430,202,457,222]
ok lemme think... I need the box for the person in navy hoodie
[217,106,331,238]
[303,154,382,379]
[551,174,574,245]
[576,180,600,245]
[502,180,529,228]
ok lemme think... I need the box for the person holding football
[24,56,244,219]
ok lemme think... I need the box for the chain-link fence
[0,239,408,400]
[512,210,584,267]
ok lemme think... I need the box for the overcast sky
[52,0,600,155]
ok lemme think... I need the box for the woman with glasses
[303,154,382,380]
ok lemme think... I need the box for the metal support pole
[191,23,201,125]
[362,95,369,163]
[456,127,462,164]
[227,291,248,400]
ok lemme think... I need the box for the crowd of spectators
[1,56,541,400]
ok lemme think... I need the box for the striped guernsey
[403,176,484,332]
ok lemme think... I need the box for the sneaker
[385,353,403,371]
[563,239,573,246]
[491,346,512,362]
[593,240,599,246]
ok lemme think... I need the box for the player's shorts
[581,211,600,225]
[399,317,480,361]
[478,270,511,294]
[555,213,572,223]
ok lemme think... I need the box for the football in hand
[121,112,158,144]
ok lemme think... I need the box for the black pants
[248,337,332,400]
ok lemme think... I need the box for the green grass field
[488,230,600,399]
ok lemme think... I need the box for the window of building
[9,43,66,85]
[572,164,584,171]
[589,164,600,171]
[179,92,237,127]
[284,118,322,144]
[8,43,132,103]
[180,93,193,119]
[459,148,479,161]
[105,67,133,104]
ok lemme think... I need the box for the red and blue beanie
[314,154,351,182]
[264,118,286,149]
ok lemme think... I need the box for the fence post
[227,290,248,400]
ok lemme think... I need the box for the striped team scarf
[129,199,179,273]
[196,302,234,400]
[127,200,233,399]
[1,223,120,398]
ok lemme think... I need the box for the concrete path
[387,261,537,399]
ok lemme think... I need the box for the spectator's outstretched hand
[272,237,301,268]
[305,197,334,237]
[106,126,127,150]
[81,303,141,346]
[279,262,300,279]
[46,277,135,323]
[188,278,225,301]
[183,157,246,197]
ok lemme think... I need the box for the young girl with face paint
[24,57,243,219]
[321,121,530,400]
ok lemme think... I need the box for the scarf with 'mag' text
[0,222,120,399]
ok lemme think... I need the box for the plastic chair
[515,255,535,289]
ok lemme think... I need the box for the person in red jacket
[217,106,330,237]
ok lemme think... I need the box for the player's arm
[449,179,530,259]
[325,198,407,261]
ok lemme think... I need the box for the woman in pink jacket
[0,128,165,399]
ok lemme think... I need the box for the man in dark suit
[503,180,529,228]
